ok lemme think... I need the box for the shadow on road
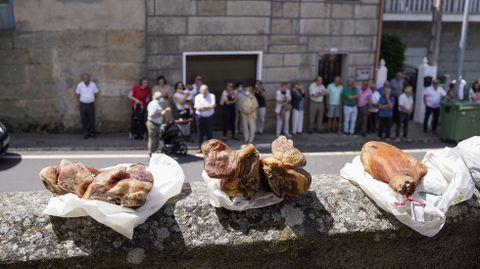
[0,153,22,171]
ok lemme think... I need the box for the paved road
[0,149,433,193]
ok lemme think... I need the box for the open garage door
[184,52,261,130]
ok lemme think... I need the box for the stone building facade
[383,21,480,83]
[0,0,381,132]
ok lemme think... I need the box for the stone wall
[383,21,480,82]
[0,0,145,132]
[1,175,480,268]
[146,0,380,131]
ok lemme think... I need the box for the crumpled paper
[202,170,283,211]
[340,139,476,237]
[43,153,185,239]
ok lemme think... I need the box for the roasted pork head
[260,157,312,198]
[271,135,306,168]
[361,141,428,196]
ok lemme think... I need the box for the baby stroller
[159,121,188,155]
[129,103,146,140]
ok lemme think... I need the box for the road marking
[4,148,439,160]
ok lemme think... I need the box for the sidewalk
[8,122,447,153]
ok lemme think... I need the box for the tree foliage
[380,33,407,79]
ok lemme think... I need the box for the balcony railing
[385,0,480,14]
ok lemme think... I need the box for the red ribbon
[394,196,426,207]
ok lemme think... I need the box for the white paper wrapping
[340,140,476,237]
[202,170,283,211]
[42,153,185,239]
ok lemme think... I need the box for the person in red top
[128,78,151,139]
[129,78,151,109]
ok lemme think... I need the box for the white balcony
[384,0,480,22]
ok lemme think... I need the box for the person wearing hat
[146,91,171,156]
[423,79,446,133]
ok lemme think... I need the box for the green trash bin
[440,101,480,141]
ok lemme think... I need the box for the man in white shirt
[194,84,216,153]
[368,81,380,133]
[75,73,99,139]
[308,76,327,133]
[423,79,446,133]
[146,91,171,156]
[397,86,414,141]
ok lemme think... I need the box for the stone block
[272,2,282,17]
[99,63,143,82]
[349,53,375,66]
[59,30,107,49]
[30,49,53,64]
[0,65,27,83]
[299,19,329,35]
[27,64,54,83]
[179,35,267,51]
[329,19,355,35]
[284,53,316,67]
[300,2,330,18]
[331,3,354,18]
[0,100,27,119]
[264,66,312,82]
[154,0,196,15]
[107,31,144,49]
[146,0,155,16]
[269,44,307,53]
[147,17,187,34]
[26,99,59,120]
[354,4,378,19]
[146,36,178,55]
[226,1,271,16]
[197,0,226,16]
[355,19,377,35]
[14,32,61,49]
[0,32,13,49]
[283,2,299,18]
[272,19,293,34]
[188,17,269,34]
[263,54,283,67]
[0,49,31,65]
[106,49,144,63]
[269,35,306,46]
[147,55,182,70]
[308,36,373,53]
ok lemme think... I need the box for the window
[0,0,14,31]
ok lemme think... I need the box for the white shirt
[309,82,326,103]
[75,81,99,103]
[275,89,291,114]
[173,92,189,110]
[194,93,216,117]
[469,89,480,103]
[399,93,414,111]
[147,99,164,125]
[424,86,446,108]
[369,91,381,112]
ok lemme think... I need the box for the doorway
[184,52,262,130]
[318,54,344,86]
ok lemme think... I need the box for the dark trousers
[356,105,369,135]
[397,112,410,138]
[378,116,391,139]
[222,106,236,137]
[79,102,95,136]
[368,112,378,133]
[423,106,440,132]
[392,98,401,136]
[196,115,213,148]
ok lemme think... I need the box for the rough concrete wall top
[14,0,145,32]
[1,175,480,268]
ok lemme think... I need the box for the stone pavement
[7,122,448,153]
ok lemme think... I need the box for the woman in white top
[469,80,480,103]
[275,82,292,137]
[153,76,173,122]
[368,81,379,133]
[172,81,193,137]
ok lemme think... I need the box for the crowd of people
[74,72,480,155]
